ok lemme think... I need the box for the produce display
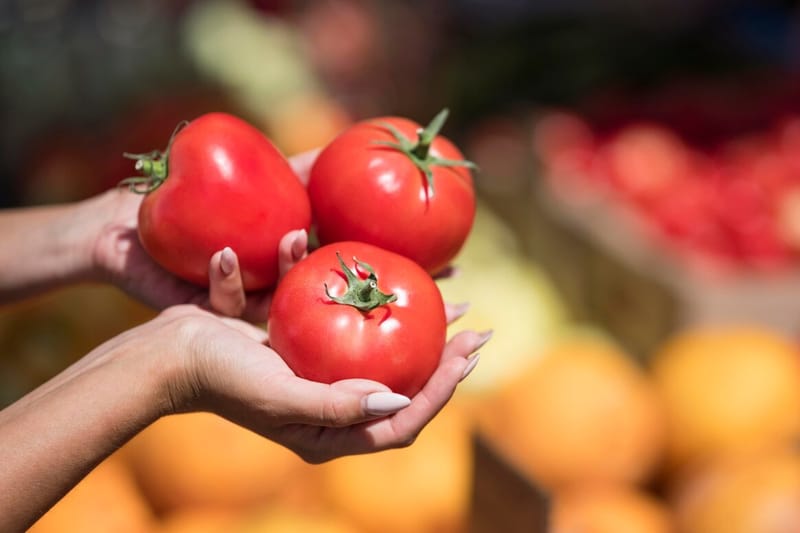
[6,1,800,532]
[535,96,800,273]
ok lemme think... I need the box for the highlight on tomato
[307,109,477,276]
[267,241,447,398]
[121,112,311,290]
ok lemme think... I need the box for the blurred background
[7,0,800,532]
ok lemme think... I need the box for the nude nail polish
[460,353,480,381]
[364,392,411,416]
[476,330,493,350]
[220,247,236,276]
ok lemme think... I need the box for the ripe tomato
[267,241,447,397]
[307,109,476,275]
[124,112,311,290]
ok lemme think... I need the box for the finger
[278,229,308,278]
[308,351,474,457]
[433,264,460,280]
[442,328,493,361]
[208,247,247,317]
[298,333,491,457]
[445,302,470,324]
[288,148,322,187]
[266,375,406,428]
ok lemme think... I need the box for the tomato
[267,241,447,397]
[307,109,476,275]
[125,112,311,290]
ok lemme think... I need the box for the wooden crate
[483,180,800,361]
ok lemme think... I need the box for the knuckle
[393,433,418,449]
[320,396,352,427]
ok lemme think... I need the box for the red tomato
[307,109,476,275]
[127,112,311,290]
[267,241,447,397]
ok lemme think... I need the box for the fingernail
[363,392,411,416]
[292,229,307,261]
[448,302,470,321]
[220,247,236,276]
[476,330,493,350]
[460,353,480,382]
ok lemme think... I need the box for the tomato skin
[137,113,311,290]
[268,241,447,397]
[307,116,476,275]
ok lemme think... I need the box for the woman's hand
[86,150,320,321]
[0,300,487,531]
[162,305,489,463]
[87,189,307,321]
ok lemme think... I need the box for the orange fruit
[651,326,800,468]
[551,484,674,533]
[265,92,352,157]
[480,340,665,491]
[123,412,306,513]
[237,506,360,533]
[158,508,242,533]
[29,453,155,533]
[671,446,800,533]
[319,402,473,533]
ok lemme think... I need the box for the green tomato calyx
[325,252,397,312]
[372,108,477,194]
[118,120,189,194]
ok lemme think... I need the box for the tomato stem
[118,120,188,194]
[372,108,477,195]
[324,252,397,312]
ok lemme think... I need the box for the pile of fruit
[480,324,800,533]
[534,100,800,273]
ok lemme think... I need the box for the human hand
[84,151,319,321]
[156,304,489,462]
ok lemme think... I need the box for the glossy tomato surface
[307,116,476,275]
[267,241,447,397]
[137,113,311,290]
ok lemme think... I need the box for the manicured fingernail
[292,229,307,261]
[460,353,480,382]
[476,330,493,350]
[363,392,411,416]
[447,302,470,323]
[220,247,236,276]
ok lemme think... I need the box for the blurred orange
[319,401,473,533]
[265,92,352,156]
[236,506,360,533]
[480,340,665,491]
[551,484,674,533]
[651,326,800,469]
[157,508,241,533]
[29,453,155,533]
[671,446,800,533]
[122,412,306,513]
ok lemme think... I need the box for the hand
[157,304,489,463]
[86,151,320,321]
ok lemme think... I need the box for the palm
[93,190,273,320]
[213,326,481,464]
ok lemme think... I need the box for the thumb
[270,377,410,427]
